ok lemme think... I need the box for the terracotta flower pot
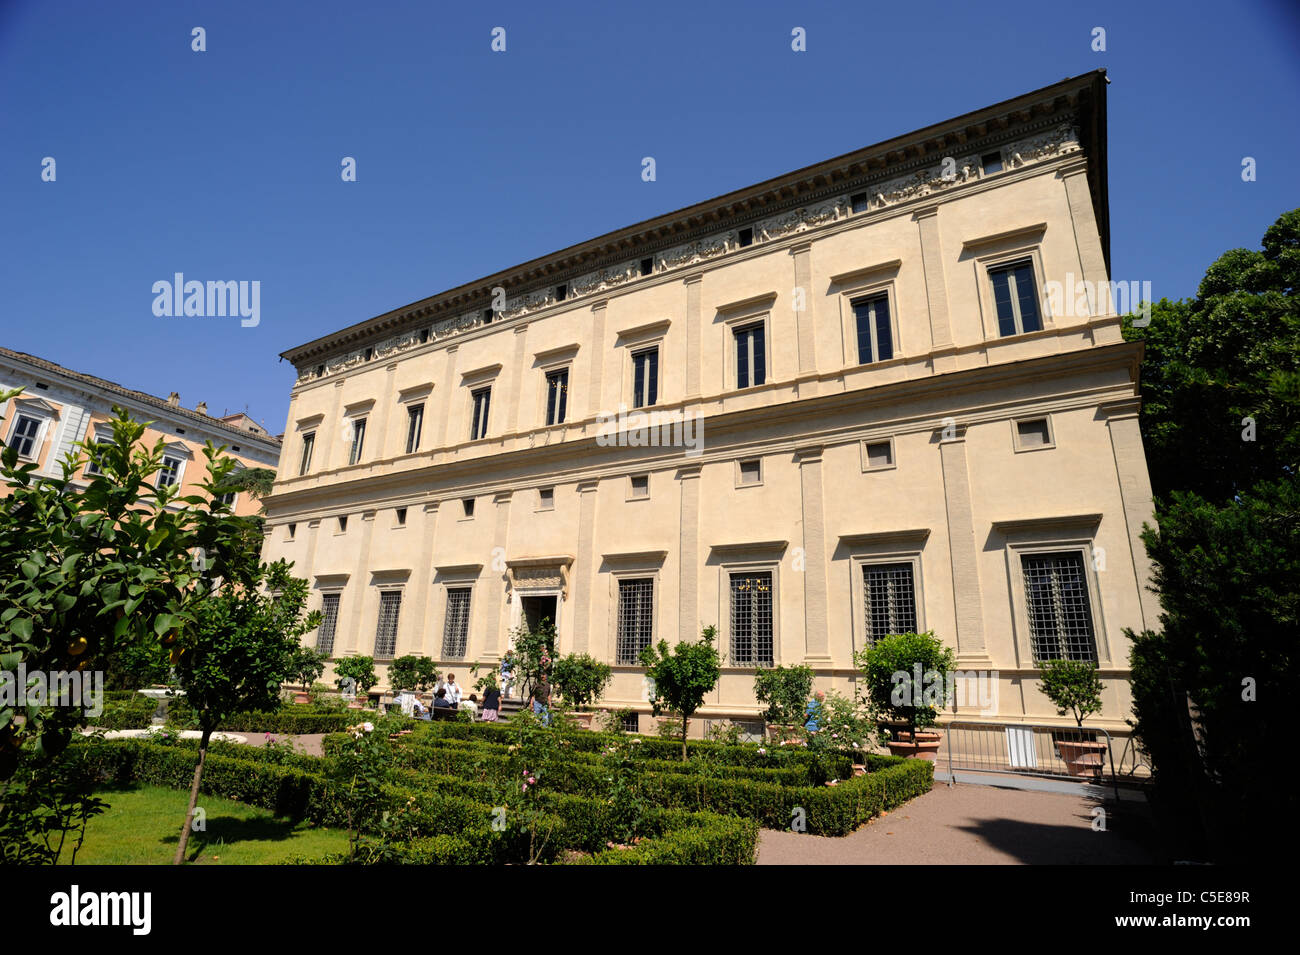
[570,712,595,730]
[886,730,942,761]
[1056,739,1107,777]
[293,692,311,705]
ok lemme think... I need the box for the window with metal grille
[862,562,917,645]
[990,260,1042,336]
[442,588,472,659]
[405,404,424,454]
[348,418,366,465]
[632,348,658,408]
[545,368,568,425]
[616,578,654,664]
[730,571,774,667]
[157,455,183,488]
[8,414,41,458]
[299,432,315,475]
[374,591,402,659]
[734,322,766,388]
[316,593,340,655]
[470,387,491,440]
[1022,552,1098,663]
[853,294,893,364]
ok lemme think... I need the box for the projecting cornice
[282,71,1109,377]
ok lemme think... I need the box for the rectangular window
[462,498,475,518]
[853,294,893,364]
[850,192,869,213]
[157,455,183,488]
[374,591,402,659]
[632,348,658,409]
[287,523,297,539]
[616,578,655,665]
[442,588,472,659]
[981,151,1003,174]
[316,593,341,656]
[990,261,1042,336]
[738,227,753,247]
[470,387,492,440]
[299,432,315,475]
[395,507,407,526]
[8,414,42,458]
[538,487,554,510]
[862,563,918,646]
[1016,418,1052,450]
[629,474,649,499]
[348,418,367,465]
[218,491,237,508]
[545,368,569,426]
[1022,552,1097,664]
[730,571,774,667]
[864,440,894,470]
[405,405,424,454]
[338,515,348,533]
[83,435,112,476]
[738,459,762,486]
[734,322,766,388]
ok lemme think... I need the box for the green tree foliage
[507,618,557,702]
[1121,209,1299,861]
[288,645,328,693]
[1035,659,1104,727]
[1122,209,1299,500]
[171,560,320,863]
[334,655,378,695]
[550,653,612,710]
[0,400,264,862]
[752,664,815,726]
[640,625,722,760]
[854,631,955,743]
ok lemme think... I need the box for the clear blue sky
[2,0,1297,435]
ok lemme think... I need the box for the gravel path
[758,782,1158,865]
[237,732,328,757]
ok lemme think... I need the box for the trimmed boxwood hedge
[65,739,761,865]
[91,697,159,730]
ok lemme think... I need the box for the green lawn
[63,785,349,865]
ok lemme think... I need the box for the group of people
[393,655,551,726]
[404,672,504,722]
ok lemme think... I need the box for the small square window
[864,440,894,470]
[395,507,407,526]
[640,257,654,277]
[337,515,348,533]
[738,227,753,247]
[287,523,297,540]
[419,329,429,343]
[850,192,869,213]
[555,284,567,302]
[462,498,476,519]
[1014,417,1054,451]
[483,308,495,323]
[315,365,325,377]
[538,487,555,510]
[737,459,762,486]
[982,152,1003,174]
[629,474,649,499]
[620,712,639,733]
[364,347,373,361]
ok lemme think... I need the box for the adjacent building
[263,70,1157,741]
[0,346,280,515]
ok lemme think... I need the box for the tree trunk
[681,715,689,762]
[173,726,211,865]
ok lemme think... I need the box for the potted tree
[753,664,814,743]
[334,655,378,708]
[640,624,722,761]
[288,646,327,704]
[855,631,955,761]
[1036,659,1107,776]
[551,653,613,730]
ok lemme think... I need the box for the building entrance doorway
[520,594,557,635]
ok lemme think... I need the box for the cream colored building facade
[263,70,1156,738]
